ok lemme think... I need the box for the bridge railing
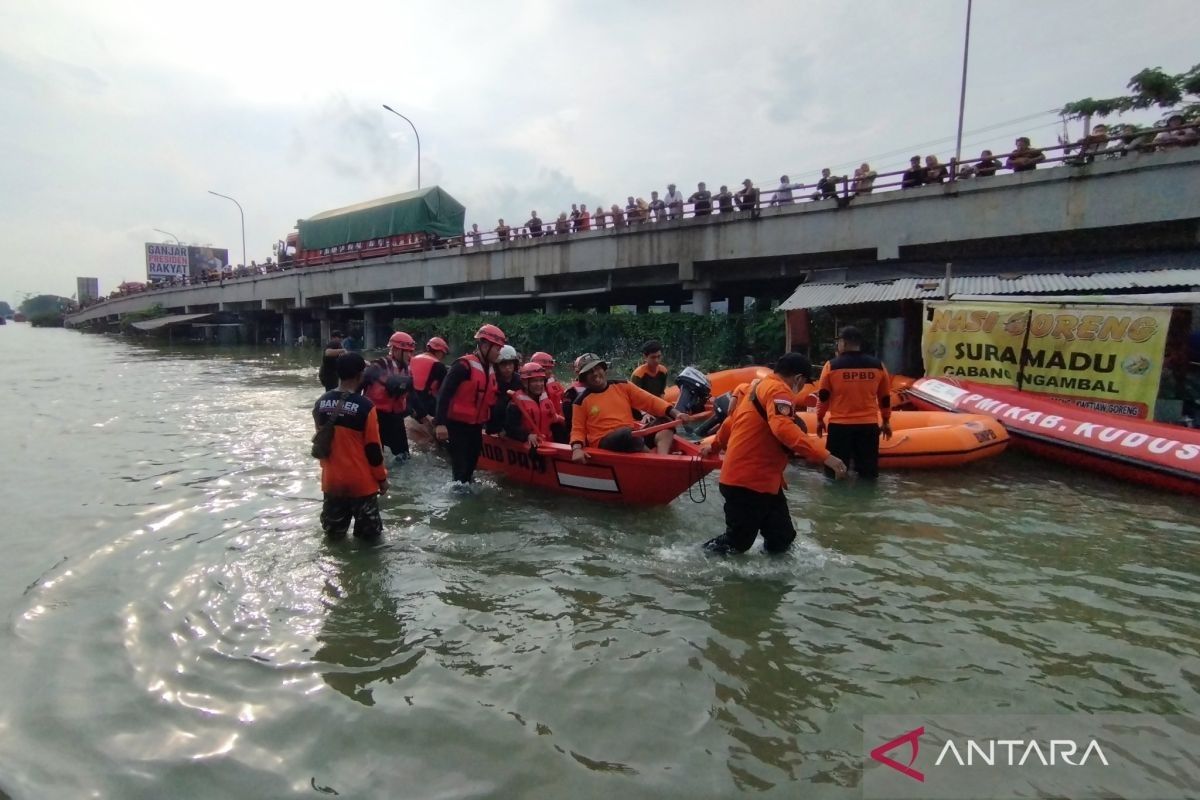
[77,123,1198,310]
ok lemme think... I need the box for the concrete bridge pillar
[363,308,380,350]
[282,312,295,345]
[545,298,562,315]
[669,300,681,313]
[636,303,649,315]
[691,288,712,315]
[727,294,744,315]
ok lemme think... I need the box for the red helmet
[474,324,507,346]
[519,362,547,380]
[531,351,555,367]
[426,336,449,354]
[388,331,416,351]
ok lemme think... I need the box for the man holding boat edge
[701,353,847,555]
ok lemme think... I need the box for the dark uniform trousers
[321,494,383,539]
[826,422,880,479]
[704,484,797,555]
[446,421,484,483]
[377,411,409,457]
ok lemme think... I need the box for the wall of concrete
[69,148,1200,326]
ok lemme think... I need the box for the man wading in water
[313,353,388,539]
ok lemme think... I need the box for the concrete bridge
[68,148,1200,348]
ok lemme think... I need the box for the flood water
[1,324,1198,798]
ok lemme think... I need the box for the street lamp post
[382,104,421,190]
[207,190,247,271]
[953,0,974,171]
[153,228,181,244]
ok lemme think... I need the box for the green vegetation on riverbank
[389,311,784,372]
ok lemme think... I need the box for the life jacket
[364,356,409,414]
[409,352,443,393]
[544,376,565,416]
[446,353,498,425]
[511,389,562,440]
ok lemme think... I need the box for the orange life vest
[544,377,565,416]
[511,389,562,440]
[409,352,443,393]
[446,354,498,425]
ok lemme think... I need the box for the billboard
[923,301,1171,418]
[187,246,229,278]
[76,277,99,305]
[144,244,229,281]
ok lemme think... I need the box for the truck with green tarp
[281,186,466,267]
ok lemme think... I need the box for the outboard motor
[673,366,712,414]
[693,391,734,437]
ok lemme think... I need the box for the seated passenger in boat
[569,353,690,462]
[504,362,566,447]
[630,339,670,398]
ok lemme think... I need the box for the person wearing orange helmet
[408,336,450,434]
[435,323,507,484]
[504,362,566,447]
[530,351,564,417]
[364,330,415,463]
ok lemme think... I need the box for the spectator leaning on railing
[1006,136,1046,172]
[714,184,735,214]
[689,182,712,216]
[649,191,665,222]
[901,156,926,189]
[1154,114,1200,149]
[664,184,684,220]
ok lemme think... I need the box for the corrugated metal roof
[779,269,1200,310]
[131,312,212,331]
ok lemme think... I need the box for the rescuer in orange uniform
[364,331,415,462]
[313,352,389,539]
[408,336,450,435]
[630,339,670,398]
[569,353,690,462]
[435,324,506,484]
[505,362,566,447]
[701,353,847,555]
[815,326,893,479]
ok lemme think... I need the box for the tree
[0,301,12,317]
[1061,63,1200,121]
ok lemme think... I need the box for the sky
[1,0,1197,305]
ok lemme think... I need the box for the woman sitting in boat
[504,362,566,448]
[569,353,690,462]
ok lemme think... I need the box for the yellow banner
[922,301,1170,418]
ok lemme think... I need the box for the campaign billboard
[187,246,229,278]
[76,277,99,305]
[145,243,190,280]
[144,244,229,281]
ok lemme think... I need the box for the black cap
[335,351,367,379]
[642,339,663,355]
[774,352,813,379]
[838,325,864,345]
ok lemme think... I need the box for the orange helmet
[388,331,416,351]
[519,362,547,380]
[426,336,449,354]
[474,324,507,346]
[531,351,555,367]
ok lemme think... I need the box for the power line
[785,108,1060,179]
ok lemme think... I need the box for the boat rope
[686,453,709,503]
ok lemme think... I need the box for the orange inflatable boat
[791,410,1009,469]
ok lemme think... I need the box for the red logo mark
[870,726,925,782]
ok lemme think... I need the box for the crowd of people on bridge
[468,116,1199,246]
